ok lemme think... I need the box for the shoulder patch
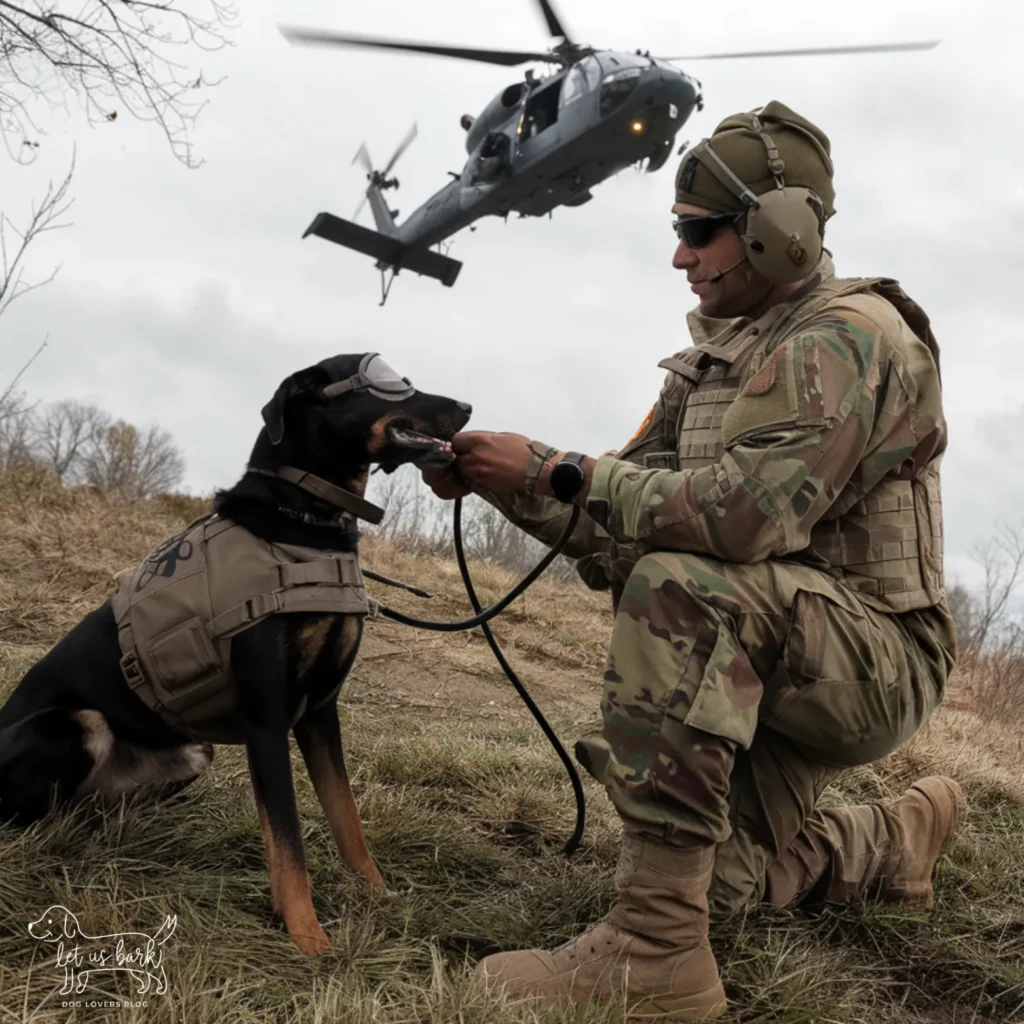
[743,356,777,396]
[625,404,656,446]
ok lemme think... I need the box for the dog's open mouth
[386,424,454,469]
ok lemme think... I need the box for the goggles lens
[672,211,742,249]
[360,353,414,399]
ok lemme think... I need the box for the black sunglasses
[672,211,743,249]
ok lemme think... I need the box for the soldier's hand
[421,462,473,501]
[451,431,533,495]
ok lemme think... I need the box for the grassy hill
[0,466,1021,1023]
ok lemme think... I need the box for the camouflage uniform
[479,253,956,916]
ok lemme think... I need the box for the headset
[685,113,831,284]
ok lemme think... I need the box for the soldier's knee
[628,551,722,590]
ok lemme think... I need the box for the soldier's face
[671,202,772,318]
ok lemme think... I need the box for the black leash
[373,499,586,856]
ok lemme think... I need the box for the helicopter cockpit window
[560,55,602,109]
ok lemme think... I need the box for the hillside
[0,466,1021,1024]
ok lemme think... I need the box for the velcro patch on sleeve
[743,356,777,396]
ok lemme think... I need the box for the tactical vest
[610,270,946,616]
[110,514,369,743]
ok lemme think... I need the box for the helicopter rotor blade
[657,40,939,62]
[536,0,573,45]
[280,25,554,67]
[382,122,418,177]
[352,142,373,176]
[354,195,369,222]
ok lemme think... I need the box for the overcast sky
[3,0,1022,588]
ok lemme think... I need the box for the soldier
[423,100,964,1021]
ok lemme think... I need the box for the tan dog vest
[110,514,369,743]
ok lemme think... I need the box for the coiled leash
[372,499,586,856]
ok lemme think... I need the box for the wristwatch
[549,451,587,504]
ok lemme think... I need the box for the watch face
[551,460,585,503]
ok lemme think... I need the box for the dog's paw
[291,923,332,957]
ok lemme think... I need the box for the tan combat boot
[474,835,727,1021]
[765,776,966,911]
[876,775,967,909]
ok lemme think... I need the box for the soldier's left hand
[451,431,533,495]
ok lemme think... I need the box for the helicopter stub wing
[303,213,462,287]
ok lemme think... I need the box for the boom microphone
[708,256,747,283]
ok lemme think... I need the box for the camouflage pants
[574,551,953,917]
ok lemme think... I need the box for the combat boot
[474,835,727,1021]
[765,776,966,911]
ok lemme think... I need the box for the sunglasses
[671,211,743,249]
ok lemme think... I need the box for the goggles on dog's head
[320,353,415,402]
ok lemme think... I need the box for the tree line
[0,394,184,499]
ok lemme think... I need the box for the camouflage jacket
[478,254,948,615]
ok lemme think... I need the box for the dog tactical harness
[111,512,369,743]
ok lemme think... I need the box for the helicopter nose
[457,401,473,416]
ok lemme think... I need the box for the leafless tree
[0,386,34,468]
[0,0,239,166]
[958,523,1024,655]
[79,417,184,498]
[32,396,104,480]
[0,154,72,318]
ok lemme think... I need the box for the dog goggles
[671,211,744,249]
[321,353,415,402]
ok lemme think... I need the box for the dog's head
[257,353,471,478]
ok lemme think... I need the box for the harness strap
[247,465,385,525]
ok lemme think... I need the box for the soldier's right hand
[421,463,473,501]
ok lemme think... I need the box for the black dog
[0,353,471,955]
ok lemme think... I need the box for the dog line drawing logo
[28,905,177,995]
[135,534,194,591]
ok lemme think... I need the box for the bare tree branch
[0,153,72,317]
[31,395,103,478]
[0,0,239,166]
[79,416,185,497]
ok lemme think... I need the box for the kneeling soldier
[424,100,964,1021]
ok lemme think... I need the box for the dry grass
[0,469,1022,1023]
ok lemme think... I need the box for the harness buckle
[120,652,146,689]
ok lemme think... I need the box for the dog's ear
[261,365,329,445]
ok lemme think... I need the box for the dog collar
[247,466,385,525]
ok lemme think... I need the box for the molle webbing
[646,273,945,615]
[111,514,369,742]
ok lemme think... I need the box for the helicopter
[280,0,937,305]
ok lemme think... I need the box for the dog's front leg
[244,726,330,956]
[294,701,384,890]
[234,622,330,957]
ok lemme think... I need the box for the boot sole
[626,981,729,1021]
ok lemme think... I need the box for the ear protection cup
[741,186,823,283]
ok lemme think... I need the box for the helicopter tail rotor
[351,124,419,225]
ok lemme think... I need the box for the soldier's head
[670,101,835,318]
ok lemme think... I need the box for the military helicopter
[280,0,937,305]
